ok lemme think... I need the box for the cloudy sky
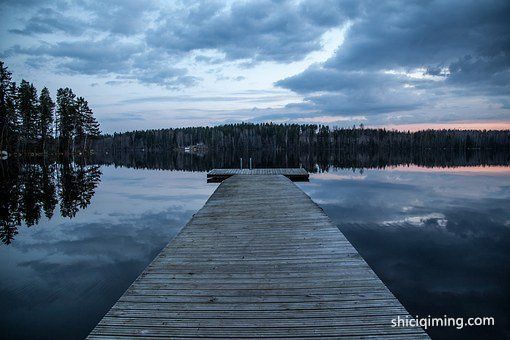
[1,0,509,133]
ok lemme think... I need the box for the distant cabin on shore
[183,143,207,154]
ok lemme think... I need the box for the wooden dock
[207,168,309,182]
[90,172,429,338]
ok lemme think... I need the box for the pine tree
[75,97,87,150]
[17,80,39,149]
[77,97,100,151]
[0,61,18,152]
[56,87,77,153]
[1,60,101,155]
[38,87,55,152]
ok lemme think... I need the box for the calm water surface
[1,163,509,339]
[299,166,510,339]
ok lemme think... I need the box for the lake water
[1,158,509,339]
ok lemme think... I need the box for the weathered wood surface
[89,175,428,338]
[207,168,309,182]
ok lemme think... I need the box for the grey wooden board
[207,168,309,182]
[208,168,308,176]
[89,175,429,338]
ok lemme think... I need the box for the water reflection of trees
[1,147,508,244]
[0,160,101,245]
[93,148,510,173]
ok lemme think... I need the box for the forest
[2,59,509,158]
[0,60,101,155]
[93,123,510,153]
[4,54,508,246]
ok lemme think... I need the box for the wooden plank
[110,299,409,312]
[207,168,309,182]
[106,305,411,317]
[89,175,428,338]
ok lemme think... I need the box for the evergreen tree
[1,60,100,155]
[0,61,18,152]
[56,87,77,153]
[75,97,87,150]
[77,97,100,151]
[38,87,55,151]
[17,80,39,148]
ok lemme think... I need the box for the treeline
[92,123,510,152]
[0,60,100,154]
[0,160,101,244]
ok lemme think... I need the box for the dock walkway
[90,172,428,338]
[207,168,309,182]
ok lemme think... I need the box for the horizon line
[100,121,510,134]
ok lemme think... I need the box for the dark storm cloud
[277,67,410,93]
[2,0,509,122]
[3,0,355,89]
[1,0,191,88]
[277,0,510,119]
[145,0,352,63]
[81,0,157,36]
[299,0,358,27]
[276,66,427,114]
[1,0,354,88]
[7,37,199,89]
[8,38,141,74]
[303,91,424,115]
[0,0,56,6]
[5,0,156,37]
[324,0,510,91]
[123,68,201,89]
[8,7,87,36]
[447,54,510,95]
[325,1,509,71]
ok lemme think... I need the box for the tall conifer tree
[0,61,18,152]
[38,87,55,151]
[17,80,39,148]
[56,87,77,153]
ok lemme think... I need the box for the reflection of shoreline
[311,165,510,178]
[0,162,102,245]
[1,149,508,244]
[88,148,510,173]
[385,164,510,174]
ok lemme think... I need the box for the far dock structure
[90,170,429,338]
[207,168,309,182]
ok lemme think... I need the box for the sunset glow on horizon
[379,121,510,132]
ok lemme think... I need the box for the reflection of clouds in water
[389,165,510,175]
[0,167,216,339]
[301,167,510,339]
[16,206,192,262]
[125,193,207,201]
[302,168,510,224]
[0,205,196,339]
[97,167,216,209]
[383,212,448,228]
[300,175,420,224]
[309,173,366,181]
